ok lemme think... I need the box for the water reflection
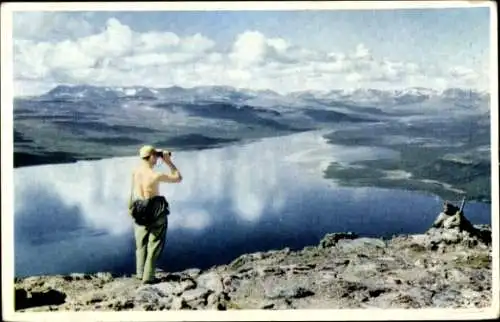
[13,131,490,277]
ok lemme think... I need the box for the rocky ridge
[14,201,492,311]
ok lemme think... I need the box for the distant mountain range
[13,82,491,170]
[20,84,489,110]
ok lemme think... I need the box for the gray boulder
[319,232,358,248]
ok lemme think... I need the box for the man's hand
[161,150,172,162]
[156,149,182,183]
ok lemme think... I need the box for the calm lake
[13,131,491,278]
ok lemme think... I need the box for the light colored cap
[139,145,159,158]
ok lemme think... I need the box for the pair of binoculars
[154,150,172,157]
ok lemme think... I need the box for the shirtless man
[130,145,182,284]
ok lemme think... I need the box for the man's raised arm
[156,151,183,183]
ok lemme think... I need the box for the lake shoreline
[14,204,493,311]
[14,132,493,205]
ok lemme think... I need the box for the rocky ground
[14,202,493,311]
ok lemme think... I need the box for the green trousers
[134,216,168,282]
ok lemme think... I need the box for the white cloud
[14,40,52,80]
[346,72,363,83]
[180,33,215,53]
[354,43,371,60]
[48,40,95,70]
[227,69,252,82]
[78,18,134,59]
[12,16,489,96]
[135,31,180,52]
[267,37,289,53]
[230,30,268,67]
[449,66,479,84]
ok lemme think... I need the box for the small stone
[303,246,316,252]
[182,288,211,303]
[179,279,197,294]
[84,292,105,304]
[222,275,240,293]
[135,286,163,303]
[256,266,286,277]
[449,269,469,284]
[289,264,316,274]
[432,289,461,307]
[158,296,174,308]
[162,273,182,283]
[171,297,186,310]
[391,294,421,308]
[68,273,87,281]
[334,259,350,266]
[206,293,224,310]
[183,268,201,279]
[229,254,251,269]
[236,266,252,274]
[266,285,314,299]
[154,282,178,296]
[319,232,358,248]
[122,299,135,310]
[197,272,223,294]
[261,302,275,309]
[461,289,481,299]
[222,276,233,286]
[368,288,386,298]
[141,303,157,311]
[95,272,113,283]
[234,267,256,280]
[338,238,387,252]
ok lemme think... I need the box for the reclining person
[129,145,183,284]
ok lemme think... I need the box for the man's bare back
[133,165,161,199]
[133,147,182,200]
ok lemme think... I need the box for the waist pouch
[130,196,170,226]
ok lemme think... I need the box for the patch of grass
[455,253,491,269]
[225,301,242,310]
[229,257,247,270]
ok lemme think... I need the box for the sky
[10,4,493,96]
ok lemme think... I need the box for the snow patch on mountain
[124,88,137,96]
[37,84,489,113]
